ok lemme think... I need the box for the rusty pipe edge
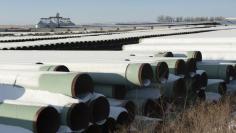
[72,73,94,98]
[126,63,153,87]
[175,59,186,76]
[156,62,169,83]
[67,103,90,131]
[139,63,154,86]
[34,106,60,133]
[86,94,110,124]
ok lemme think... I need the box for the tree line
[157,16,225,23]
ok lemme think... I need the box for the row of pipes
[0,49,234,132]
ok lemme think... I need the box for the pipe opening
[162,52,174,57]
[113,85,127,99]
[73,74,94,98]
[173,78,187,98]
[218,82,227,95]
[89,96,110,123]
[140,63,154,86]
[197,89,206,101]
[116,112,130,126]
[68,103,90,131]
[200,72,208,87]
[102,118,117,133]
[143,99,157,117]
[185,58,197,74]
[123,101,136,122]
[35,106,60,133]
[54,65,70,72]
[192,51,202,62]
[226,65,234,83]
[175,59,186,75]
[156,62,169,83]
[84,124,102,133]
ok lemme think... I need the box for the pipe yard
[0,24,236,133]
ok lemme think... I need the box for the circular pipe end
[88,96,110,123]
[54,65,70,72]
[123,101,136,122]
[139,63,154,86]
[143,99,157,117]
[200,72,208,87]
[35,106,60,133]
[156,62,169,83]
[68,103,90,131]
[116,112,131,126]
[173,78,187,98]
[185,58,197,74]
[192,51,202,62]
[175,59,186,75]
[162,52,174,57]
[218,82,227,95]
[102,118,117,132]
[72,73,94,98]
[226,65,234,83]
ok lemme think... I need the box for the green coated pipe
[0,70,94,98]
[0,64,70,72]
[206,79,227,95]
[197,62,234,83]
[0,103,60,133]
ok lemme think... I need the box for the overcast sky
[0,0,235,25]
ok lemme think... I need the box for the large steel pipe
[63,63,153,87]
[84,93,110,124]
[94,85,127,99]
[125,88,165,117]
[0,103,60,133]
[109,107,130,126]
[0,70,94,98]
[206,79,227,95]
[197,62,234,83]
[173,51,202,62]
[196,70,208,88]
[108,98,136,122]
[99,118,117,133]
[161,74,187,100]
[0,64,69,72]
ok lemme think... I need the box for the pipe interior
[124,101,136,122]
[144,99,157,117]
[69,103,90,131]
[156,62,169,82]
[54,65,70,72]
[200,72,208,87]
[35,106,60,133]
[193,51,202,62]
[73,74,94,97]
[175,59,186,75]
[173,78,187,98]
[226,65,234,83]
[89,96,110,123]
[140,63,154,86]
[186,58,197,74]
[116,112,130,126]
